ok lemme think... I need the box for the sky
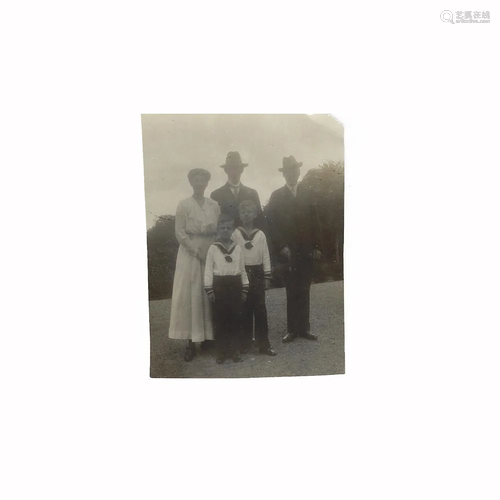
[141,114,344,228]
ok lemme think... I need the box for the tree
[301,160,344,281]
[146,215,178,300]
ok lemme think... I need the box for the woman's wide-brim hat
[279,155,303,171]
[220,151,248,169]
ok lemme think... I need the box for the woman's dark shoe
[259,347,277,356]
[184,345,196,362]
[216,353,226,364]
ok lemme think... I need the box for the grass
[149,281,344,378]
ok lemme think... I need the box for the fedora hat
[279,155,303,171]
[220,151,248,169]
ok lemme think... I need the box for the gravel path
[149,281,344,378]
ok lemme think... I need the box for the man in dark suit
[211,151,265,229]
[267,156,323,342]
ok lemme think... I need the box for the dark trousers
[283,248,313,335]
[241,265,270,349]
[212,276,243,356]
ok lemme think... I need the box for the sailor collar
[213,239,237,262]
[237,227,260,249]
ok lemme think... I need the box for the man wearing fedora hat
[267,156,323,342]
[211,151,265,229]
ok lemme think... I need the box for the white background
[1,1,499,499]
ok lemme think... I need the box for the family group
[168,151,322,364]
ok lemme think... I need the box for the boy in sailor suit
[204,214,249,364]
[232,200,277,356]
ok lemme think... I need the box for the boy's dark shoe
[200,340,215,351]
[232,352,244,363]
[282,332,297,343]
[216,353,226,364]
[240,342,253,354]
[259,347,277,356]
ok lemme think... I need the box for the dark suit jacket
[266,183,322,257]
[210,183,265,229]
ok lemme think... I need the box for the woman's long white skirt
[168,244,213,341]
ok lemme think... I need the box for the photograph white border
[2,1,499,499]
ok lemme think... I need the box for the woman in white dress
[169,168,221,361]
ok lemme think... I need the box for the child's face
[239,206,257,224]
[217,221,234,241]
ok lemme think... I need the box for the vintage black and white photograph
[142,114,344,378]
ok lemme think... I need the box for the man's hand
[264,278,271,290]
[313,249,322,261]
[280,246,291,261]
[207,293,215,303]
[241,292,247,302]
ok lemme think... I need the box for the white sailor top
[204,239,249,297]
[232,227,272,278]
